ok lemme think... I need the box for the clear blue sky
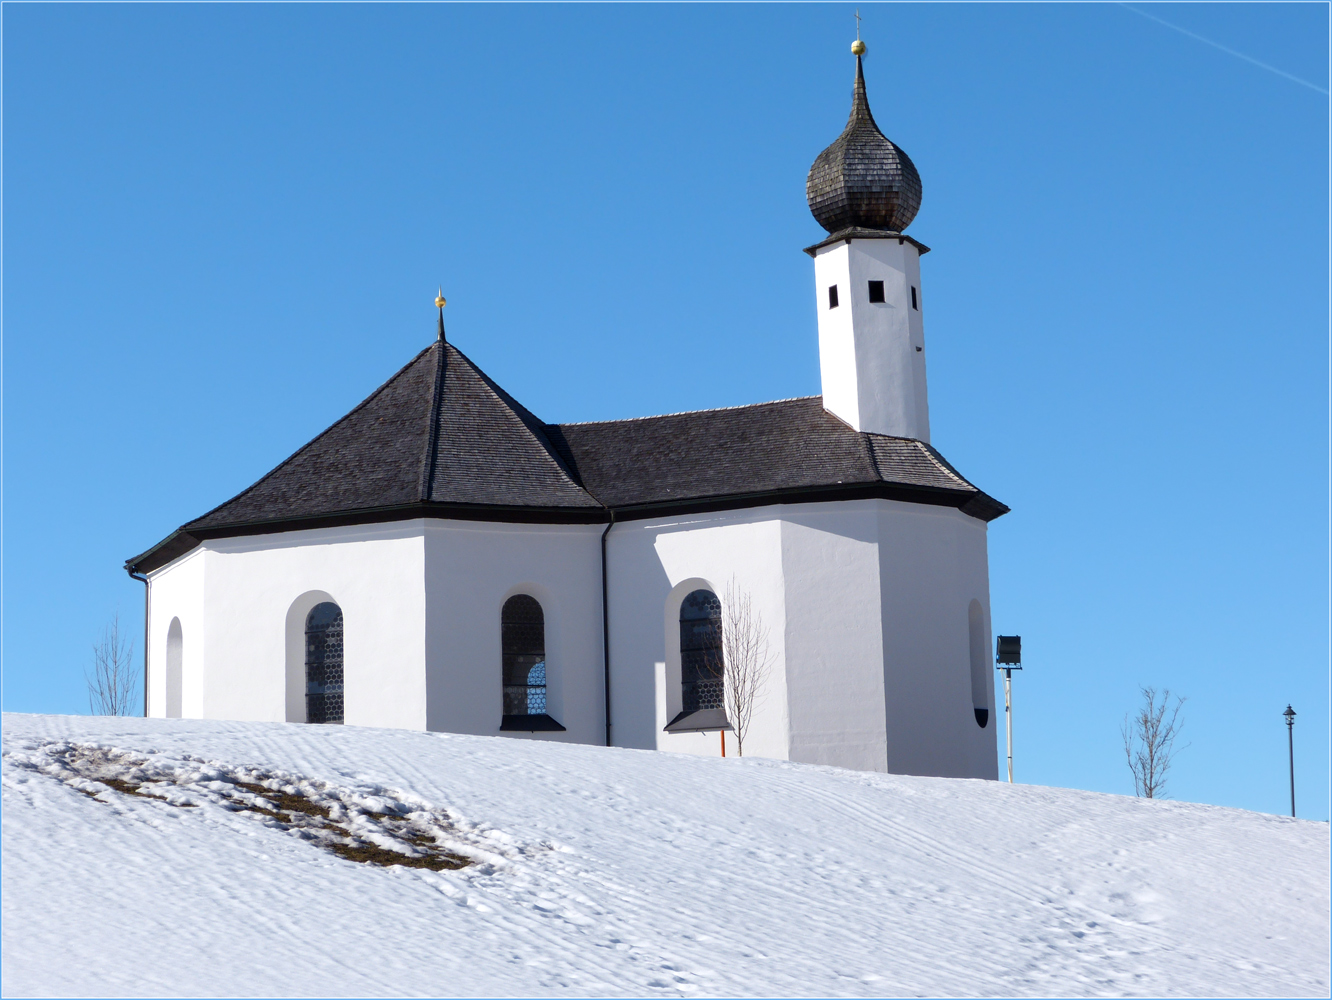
[3,3,1327,819]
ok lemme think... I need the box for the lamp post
[995,635,1022,783]
[1283,705,1296,818]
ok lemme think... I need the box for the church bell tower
[805,44,930,443]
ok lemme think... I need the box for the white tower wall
[814,237,930,441]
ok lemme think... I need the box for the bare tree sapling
[87,613,139,717]
[721,579,773,756]
[1121,686,1187,799]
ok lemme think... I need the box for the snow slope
[2,714,1326,998]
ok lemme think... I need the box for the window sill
[500,714,566,732]
[664,708,732,733]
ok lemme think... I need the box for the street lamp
[1283,705,1296,818]
[995,635,1022,783]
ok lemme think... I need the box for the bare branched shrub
[1121,686,1187,799]
[721,579,773,756]
[87,614,139,716]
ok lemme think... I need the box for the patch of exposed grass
[98,776,146,797]
[50,748,473,873]
[226,779,333,821]
[266,790,334,820]
[327,840,469,871]
[229,780,273,797]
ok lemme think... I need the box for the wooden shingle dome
[806,55,922,235]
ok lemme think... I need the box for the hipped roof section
[127,343,1007,575]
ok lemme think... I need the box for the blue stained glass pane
[526,662,547,714]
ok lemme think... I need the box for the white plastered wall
[146,548,206,719]
[606,510,790,760]
[423,520,605,745]
[655,577,744,758]
[814,237,930,441]
[141,497,995,778]
[876,500,997,779]
[607,499,996,778]
[777,502,890,771]
[150,522,429,728]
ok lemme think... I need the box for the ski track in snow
[2,714,1326,998]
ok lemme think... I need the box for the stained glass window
[502,595,546,716]
[305,602,344,725]
[680,590,723,714]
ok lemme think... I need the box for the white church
[127,48,1008,779]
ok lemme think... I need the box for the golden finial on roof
[435,287,447,309]
[852,9,866,55]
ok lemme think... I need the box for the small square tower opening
[867,280,885,303]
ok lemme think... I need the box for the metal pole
[1004,667,1014,783]
[1286,709,1296,818]
[599,510,616,747]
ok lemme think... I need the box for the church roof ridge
[417,340,448,501]
[558,396,822,427]
[434,341,594,505]
[914,440,975,489]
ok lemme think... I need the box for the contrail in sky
[1118,3,1329,96]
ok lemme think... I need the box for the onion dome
[807,54,922,234]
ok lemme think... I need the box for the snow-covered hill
[2,714,1326,998]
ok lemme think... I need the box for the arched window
[165,618,183,719]
[305,602,344,725]
[680,590,724,714]
[968,599,989,728]
[502,595,546,717]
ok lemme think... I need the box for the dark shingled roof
[127,339,1007,574]
[550,398,998,516]
[185,339,601,533]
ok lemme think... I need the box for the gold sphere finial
[434,287,446,309]
[851,38,866,56]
